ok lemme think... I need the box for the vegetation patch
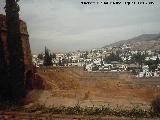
[5,104,157,118]
[151,96,160,115]
[1,96,160,119]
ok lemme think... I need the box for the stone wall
[0,14,33,89]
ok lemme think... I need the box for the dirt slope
[26,67,160,108]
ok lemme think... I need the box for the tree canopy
[43,47,53,66]
[131,52,146,68]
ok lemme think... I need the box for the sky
[0,0,160,53]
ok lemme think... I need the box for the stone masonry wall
[0,14,33,89]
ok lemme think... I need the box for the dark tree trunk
[5,0,26,101]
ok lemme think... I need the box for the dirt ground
[26,67,160,109]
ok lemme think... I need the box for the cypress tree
[43,47,53,66]
[5,0,26,101]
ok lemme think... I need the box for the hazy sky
[0,0,160,53]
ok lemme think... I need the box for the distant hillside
[104,33,160,51]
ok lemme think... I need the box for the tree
[83,51,88,59]
[61,58,66,66]
[151,96,160,114]
[4,0,26,101]
[145,59,157,71]
[145,56,160,71]
[52,53,56,59]
[131,52,146,69]
[104,52,121,63]
[156,56,160,65]
[58,58,62,66]
[43,47,53,66]
[37,53,43,60]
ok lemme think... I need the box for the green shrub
[151,96,160,116]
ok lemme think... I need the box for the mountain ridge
[104,33,160,51]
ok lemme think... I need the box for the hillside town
[32,44,160,78]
